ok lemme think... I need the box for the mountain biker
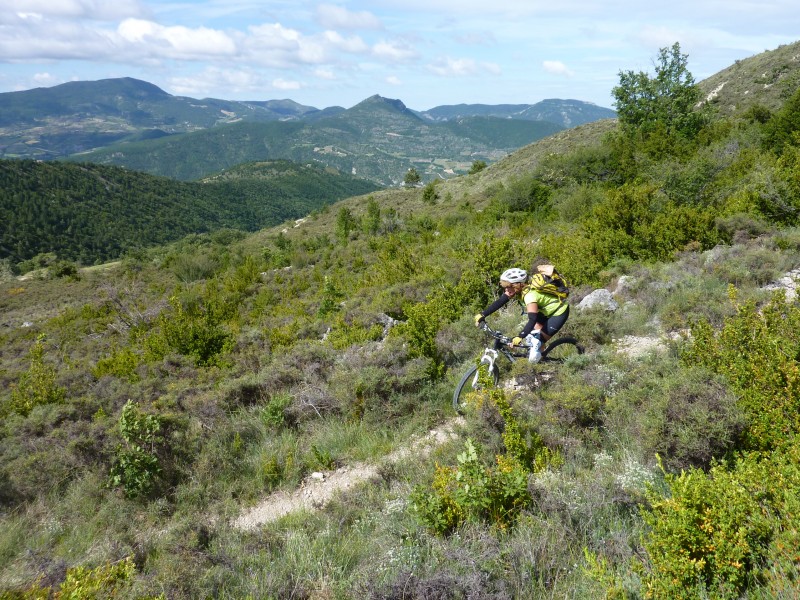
[474,267,570,363]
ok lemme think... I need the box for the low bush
[107,400,163,499]
[640,443,800,599]
[412,387,558,535]
[2,336,66,418]
[3,555,163,599]
[606,360,745,471]
[683,291,800,451]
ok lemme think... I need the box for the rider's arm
[479,292,511,319]
[518,301,539,337]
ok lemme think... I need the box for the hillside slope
[2,39,800,600]
[0,159,379,266]
[698,39,800,113]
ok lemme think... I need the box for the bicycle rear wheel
[541,336,584,363]
[452,364,499,413]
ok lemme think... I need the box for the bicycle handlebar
[479,322,522,347]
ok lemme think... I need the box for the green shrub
[682,291,800,451]
[492,175,553,215]
[324,316,383,351]
[49,259,80,280]
[3,336,66,417]
[422,182,439,205]
[169,252,220,282]
[317,276,344,317]
[607,362,745,472]
[468,160,487,174]
[6,556,151,599]
[583,184,723,265]
[57,556,139,599]
[412,387,558,534]
[107,400,163,498]
[640,444,800,599]
[93,345,141,382]
[261,392,293,428]
[551,183,607,222]
[144,294,233,367]
[411,438,530,535]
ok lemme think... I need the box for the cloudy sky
[1,0,797,111]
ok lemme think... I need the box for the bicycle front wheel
[452,363,499,413]
[541,336,584,363]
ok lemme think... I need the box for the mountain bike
[452,322,583,413]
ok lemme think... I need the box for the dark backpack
[527,265,569,302]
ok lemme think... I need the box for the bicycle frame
[477,323,530,365]
[453,322,583,412]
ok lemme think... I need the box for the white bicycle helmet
[500,267,528,284]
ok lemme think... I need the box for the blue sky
[1,0,798,111]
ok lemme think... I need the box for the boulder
[577,289,619,312]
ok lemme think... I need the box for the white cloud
[372,39,418,62]
[4,0,145,21]
[314,68,336,80]
[543,60,575,77]
[386,75,402,85]
[243,25,369,68]
[117,18,237,58]
[33,72,56,84]
[169,67,263,97]
[273,78,302,90]
[322,30,369,54]
[633,25,689,52]
[428,56,501,77]
[316,4,382,30]
[0,17,116,60]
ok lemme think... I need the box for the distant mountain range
[0,78,615,185]
[415,99,616,128]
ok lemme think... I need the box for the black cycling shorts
[536,306,569,337]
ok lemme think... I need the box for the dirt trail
[233,417,465,530]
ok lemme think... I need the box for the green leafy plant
[318,276,344,317]
[422,182,439,205]
[8,556,155,599]
[613,42,705,143]
[468,160,487,174]
[261,392,293,428]
[144,294,233,367]
[108,400,163,498]
[310,444,335,470]
[682,290,800,451]
[412,387,557,534]
[640,445,800,599]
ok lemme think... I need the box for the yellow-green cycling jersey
[522,287,568,317]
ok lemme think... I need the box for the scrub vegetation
[2,42,800,599]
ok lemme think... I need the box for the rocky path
[233,417,465,530]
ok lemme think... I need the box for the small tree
[404,167,421,187]
[422,182,439,205]
[336,206,357,242]
[362,195,381,235]
[612,42,704,141]
[108,400,163,498]
[468,160,487,174]
[4,335,66,417]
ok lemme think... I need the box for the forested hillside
[66,96,565,185]
[0,159,380,268]
[1,42,800,599]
